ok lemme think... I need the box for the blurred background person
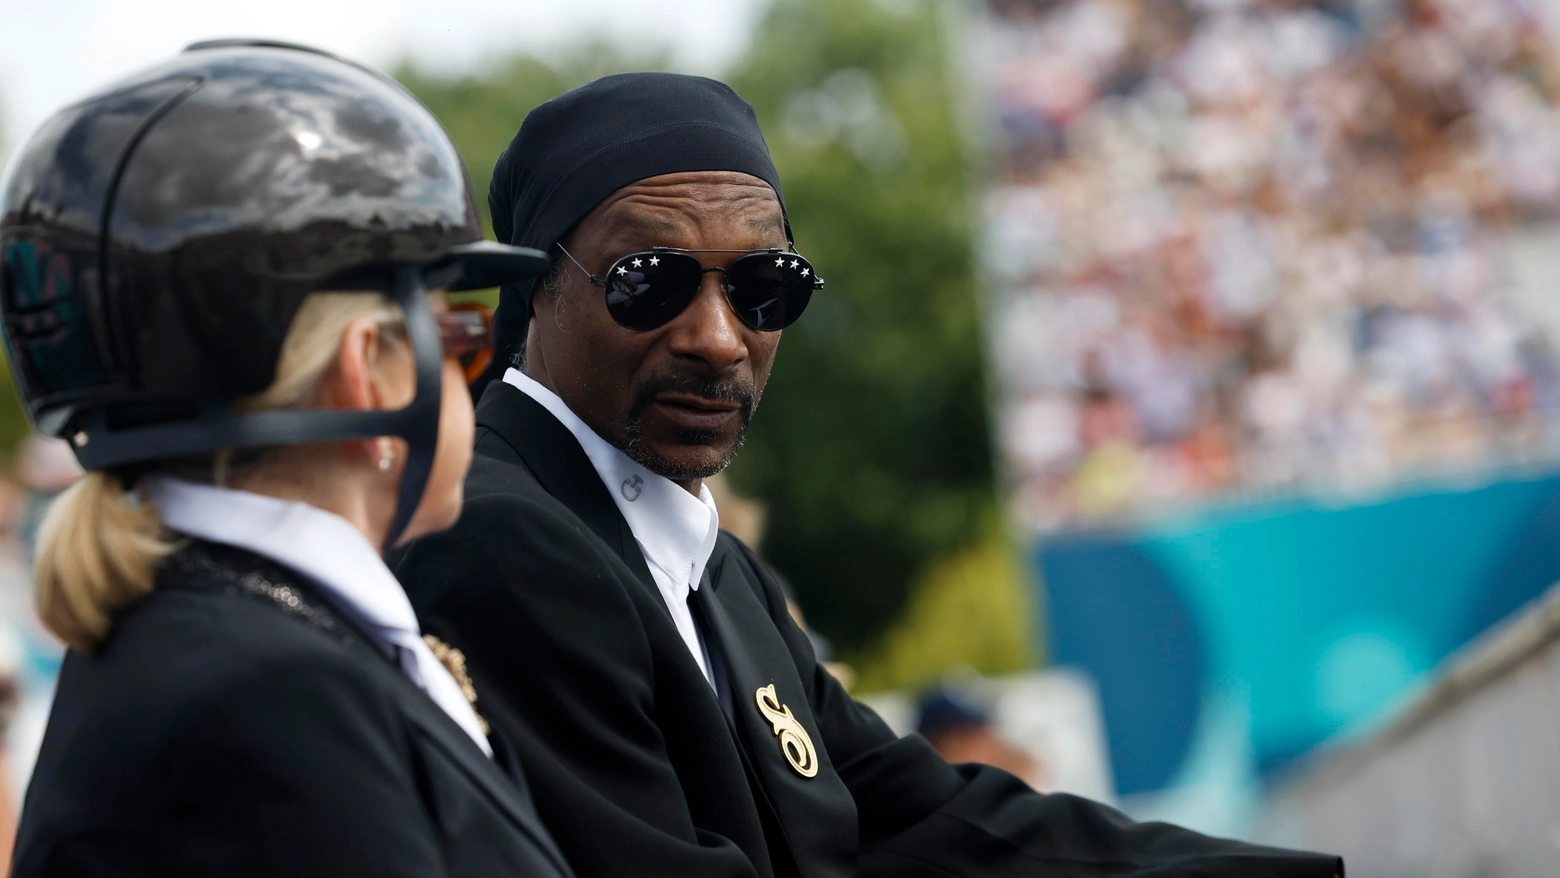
[916,683,1049,791]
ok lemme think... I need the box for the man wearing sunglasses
[393,72,1340,878]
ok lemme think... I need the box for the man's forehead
[590,172,785,239]
[606,208,785,239]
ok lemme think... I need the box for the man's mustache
[629,372,758,419]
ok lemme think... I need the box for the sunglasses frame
[557,244,825,332]
[439,302,496,383]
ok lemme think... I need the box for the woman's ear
[323,317,393,467]
[326,317,385,412]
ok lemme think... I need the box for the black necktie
[689,585,737,726]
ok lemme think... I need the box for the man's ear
[520,314,546,378]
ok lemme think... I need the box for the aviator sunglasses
[557,244,824,332]
[438,302,499,383]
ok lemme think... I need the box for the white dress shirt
[504,367,721,688]
[146,477,494,756]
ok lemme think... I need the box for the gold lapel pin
[425,634,490,736]
[755,684,818,778]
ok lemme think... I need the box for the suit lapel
[319,603,574,876]
[691,553,857,878]
[368,661,574,877]
[474,381,656,590]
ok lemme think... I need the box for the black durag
[477,72,788,395]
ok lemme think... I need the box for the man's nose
[664,271,748,372]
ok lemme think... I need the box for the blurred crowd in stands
[979,0,1560,531]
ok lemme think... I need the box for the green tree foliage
[393,47,671,243]
[0,99,32,457]
[850,526,1035,693]
[0,360,31,455]
[400,0,1008,654]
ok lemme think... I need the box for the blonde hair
[34,292,404,652]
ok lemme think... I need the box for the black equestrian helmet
[0,39,547,543]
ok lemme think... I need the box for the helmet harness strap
[382,267,442,551]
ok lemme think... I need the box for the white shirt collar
[145,477,493,756]
[149,477,418,632]
[503,367,721,597]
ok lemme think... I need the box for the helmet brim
[434,241,551,292]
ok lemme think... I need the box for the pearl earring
[378,448,394,471]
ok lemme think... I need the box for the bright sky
[0,0,765,163]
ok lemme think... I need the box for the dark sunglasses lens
[725,254,815,331]
[603,253,703,331]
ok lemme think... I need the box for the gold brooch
[755,684,818,778]
[424,634,489,736]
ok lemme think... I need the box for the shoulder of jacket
[162,587,367,665]
[712,531,788,612]
[465,442,539,492]
[715,530,771,582]
[715,528,760,559]
[81,588,388,760]
[408,488,617,568]
[395,488,652,627]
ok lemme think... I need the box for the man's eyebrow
[742,212,787,237]
[610,213,686,237]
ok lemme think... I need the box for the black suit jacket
[14,541,573,878]
[392,381,1342,878]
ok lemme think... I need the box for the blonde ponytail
[34,473,172,652]
[32,292,405,652]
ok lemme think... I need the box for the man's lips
[656,393,740,413]
[650,394,741,430]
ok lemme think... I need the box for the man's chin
[624,436,744,483]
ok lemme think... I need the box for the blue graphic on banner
[1039,474,1560,798]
